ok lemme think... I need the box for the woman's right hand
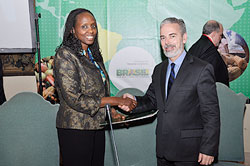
[118,96,137,111]
[100,96,137,111]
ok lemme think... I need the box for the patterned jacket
[54,46,110,130]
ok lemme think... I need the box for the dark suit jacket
[189,35,229,86]
[134,53,220,161]
[0,59,6,105]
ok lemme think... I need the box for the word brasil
[116,69,149,77]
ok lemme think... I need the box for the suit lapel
[165,54,194,106]
[160,60,169,102]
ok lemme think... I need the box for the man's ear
[183,32,187,44]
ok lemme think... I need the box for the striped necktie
[167,63,175,96]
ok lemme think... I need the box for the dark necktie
[167,63,175,96]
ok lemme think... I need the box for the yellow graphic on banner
[98,23,122,63]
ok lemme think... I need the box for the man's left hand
[198,153,214,165]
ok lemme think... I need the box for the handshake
[108,93,137,121]
[102,93,137,121]
[118,93,137,112]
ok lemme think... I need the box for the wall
[3,76,37,100]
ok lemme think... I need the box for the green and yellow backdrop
[35,0,250,97]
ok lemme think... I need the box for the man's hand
[122,93,136,100]
[198,153,214,165]
[118,93,136,112]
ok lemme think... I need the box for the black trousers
[57,128,105,166]
[157,157,201,166]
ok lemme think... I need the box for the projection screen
[0,0,36,53]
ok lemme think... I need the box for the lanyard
[81,48,106,83]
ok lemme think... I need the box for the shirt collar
[203,34,216,46]
[168,50,186,66]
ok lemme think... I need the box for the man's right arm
[119,83,157,113]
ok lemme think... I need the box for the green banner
[35,0,250,97]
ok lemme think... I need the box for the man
[189,20,229,86]
[120,17,220,166]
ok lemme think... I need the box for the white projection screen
[0,0,36,53]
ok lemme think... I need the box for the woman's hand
[100,96,137,111]
[118,96,137,111]
[111,108,126,121]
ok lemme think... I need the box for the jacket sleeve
[197,63,220,156]
[132,68,158,114]
[54,49,102,116]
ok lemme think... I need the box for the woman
[54,8,136,166]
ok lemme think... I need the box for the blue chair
[214,83,247,166]
[0,92,59,166]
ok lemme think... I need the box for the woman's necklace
[81,49,89,59]
[81,48,106,83]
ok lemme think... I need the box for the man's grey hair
[202,20,221,35]
[160,17,186,35]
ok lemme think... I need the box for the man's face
[213,25,223,47]
[160,23,187,60]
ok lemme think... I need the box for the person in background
[54,8,136,166]
[188,20,229,87]
[120,17,220,166]
[0,59,6,105]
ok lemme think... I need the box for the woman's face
[73,12,97,50]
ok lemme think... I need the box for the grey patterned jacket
[54,46,110,130]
